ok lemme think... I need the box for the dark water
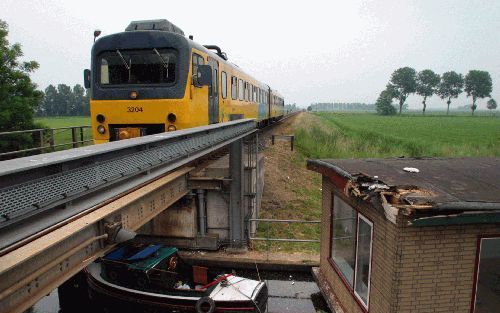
[31,270,331,313]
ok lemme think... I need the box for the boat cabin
[101,242,215,294]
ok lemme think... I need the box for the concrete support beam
[229,139,245,247]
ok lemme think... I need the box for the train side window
[244,82,248,101]
[221,71,227,99]
[239,79,244,100]
[192,53,204,85]
[231,76,237,100]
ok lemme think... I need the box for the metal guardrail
[0,126,92,157]
[247,218,321,243]
[0,119,256,250]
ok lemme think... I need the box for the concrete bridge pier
[229,139,245,248]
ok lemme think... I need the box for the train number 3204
[127,107,143,112]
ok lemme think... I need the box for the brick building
[307,157,500,313]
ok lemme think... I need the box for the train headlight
[96,114,105,123]
[167,113,176,123]
[130,91,138,99]
[97,125,106,134]
[167,125,176,131]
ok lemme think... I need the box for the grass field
[35,116,91,128]
[255,112,499,253]
[296,113,500,159]
[34,116,92,151]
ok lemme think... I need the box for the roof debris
[403,167,419,173]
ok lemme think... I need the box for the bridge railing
[0,125,92,158]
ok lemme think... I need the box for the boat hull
[85,263,267,313]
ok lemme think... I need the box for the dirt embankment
[260,113,322,221]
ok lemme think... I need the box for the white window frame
[353,214,373,309]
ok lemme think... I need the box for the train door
[208,57,219,124]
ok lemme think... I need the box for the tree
[55,84,72,115]
[0,19,43,154]
[387,67,417,114]
[416,69,440,114]
[72,84,86,115]
[376,88,397,115]
[487,98,497,115]
[437,71,464,115]
[464,70,492,116]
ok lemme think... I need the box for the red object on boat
[201,274,233,289]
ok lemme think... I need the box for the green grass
[296,113,500,159]
[253,172,323,253]
[34,116,93,151]
[35,116,91,128]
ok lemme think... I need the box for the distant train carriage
[84,19,284,143]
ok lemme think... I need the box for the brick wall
[319,175,500,313]
[393,218,499,313]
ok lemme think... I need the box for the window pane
[474,238,500,313]
[331,196,357,287]
[100,49,177,85]
[354,216,373,307]
[239,79,244,100]
[231,77,237,100]
[222,72,227,99]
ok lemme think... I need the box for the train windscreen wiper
[153,48,169,78]
[116,49,130,70]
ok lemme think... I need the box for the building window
[331,196,357,286]
[473,237,500,313]
[330,195,373,309]
[221,71,227,99]
[354,215,373,307]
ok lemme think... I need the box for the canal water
[30,270,331,313]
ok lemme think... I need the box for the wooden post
[79,127,84,145]
[50,129,55,151]
[71,127,78,148]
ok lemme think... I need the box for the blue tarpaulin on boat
[127,244,162,261]
[103,247,126,261]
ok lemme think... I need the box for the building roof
[307,157,500,226]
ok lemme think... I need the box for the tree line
[36,84,90,117]
[307,102,375,112]
[376,67,496,115]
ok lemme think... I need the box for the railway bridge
[0,119,262,313]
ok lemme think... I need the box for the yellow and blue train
[84,19,284,143]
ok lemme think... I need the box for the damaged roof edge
[307,158,500,226]
[411,211,500,226]
[433,202,500,211]
[307,159,354,180]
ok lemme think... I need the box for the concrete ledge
[311,267,344,313]
[179,250,319,272]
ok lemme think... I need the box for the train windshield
[98,49,177,86]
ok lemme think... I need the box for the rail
[0,125,92,157]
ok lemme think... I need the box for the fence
[0,126,92,158]
[247,218,321,243]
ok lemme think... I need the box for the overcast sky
[2,0,499,109]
